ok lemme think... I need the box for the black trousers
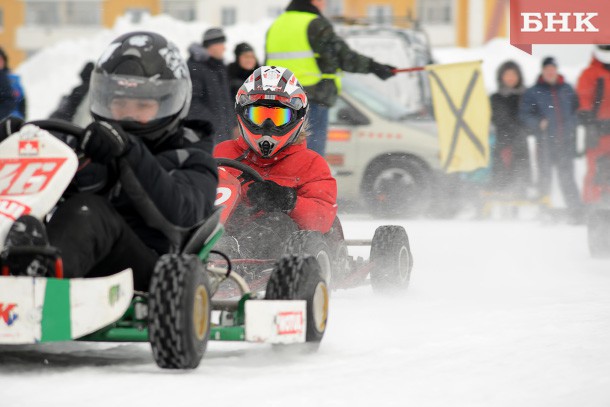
[46,194,159,291]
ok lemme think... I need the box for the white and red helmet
[235,66,308,158]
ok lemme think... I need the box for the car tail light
[327,130,351,141]
[325,154,345,166]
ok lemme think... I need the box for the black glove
[247,180,297,213]
[0,116,25,142]
[371,62,396,80]
[81,121,132,164]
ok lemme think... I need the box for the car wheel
[362,155,432,218]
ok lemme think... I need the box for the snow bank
[433,39,595,92]
[18,13,596,119]
[18,14,273,120]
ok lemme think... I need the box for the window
[267,7,283,18]
[25,1,101,26]
[329,97,369,126]
[163,1,196,22]
[25,1,60,26]
[326,0,343,18]
[367,5,393,25]
[418,0,452,24]
[221,7,236,26]
[126,8,150,24]
[65,1,101,25]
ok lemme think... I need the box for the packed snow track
[1,217,609,407]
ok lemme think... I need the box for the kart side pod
[0,269,133,344]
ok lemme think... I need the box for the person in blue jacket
[519,57,583,220]
[0,47,26,119]
[0,49,15,121]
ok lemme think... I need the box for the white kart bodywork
[0,125,78,248]
[0,125,134,344]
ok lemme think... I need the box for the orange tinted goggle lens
[247,106,293,126]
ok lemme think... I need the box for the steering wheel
[216,158,264,185]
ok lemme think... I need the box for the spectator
[187,27,236,144]
[265,0,396,156]
[519,57,583,220]
[227,42,260,98]
[50,61,94,127]
[490,61,530,197]
[575,45,610,205]
[0,48,26,120]
[0,48,17,120]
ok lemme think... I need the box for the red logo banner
[510,0,610,54]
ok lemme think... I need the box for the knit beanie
[203,28,226,48]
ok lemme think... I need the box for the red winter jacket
[214,138,337,233]
[577,57,610,120]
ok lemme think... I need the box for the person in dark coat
[0,48,16,121]
[187,27,236,144]
[0,48,26,120]
[0,32,218,290]
[265,0,396,156]
[50,61,94,124]
[519,57,583,219]
[490,61,530,197]
[227,42,260,98]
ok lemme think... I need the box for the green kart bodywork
[80,224,251,343]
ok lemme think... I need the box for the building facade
[0,0,508,68]
[335,0,509,47]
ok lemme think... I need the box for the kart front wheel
[265,255,329,343]
[369,226,413,293]
[148,254,211,369]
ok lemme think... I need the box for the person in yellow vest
[265,0,396,155]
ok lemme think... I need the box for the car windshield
[342,74,411,121]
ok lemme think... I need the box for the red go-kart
[214,158,414,296]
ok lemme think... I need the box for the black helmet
[90,31,191,143]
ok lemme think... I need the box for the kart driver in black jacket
[0,32,218,291]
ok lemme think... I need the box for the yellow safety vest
[266,11,341,90]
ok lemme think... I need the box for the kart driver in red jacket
[214,65,337,259]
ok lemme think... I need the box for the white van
[327,26,457,218]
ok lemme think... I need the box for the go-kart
[215,158,414,295]
[0,120,329,370]
[584,135,610,257]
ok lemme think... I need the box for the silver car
[326,76,444,217]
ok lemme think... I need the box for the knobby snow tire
[148,254,211,369]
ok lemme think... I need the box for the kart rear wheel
[265,255,329,343]
[369,226,413,293]
[284,231,333,287]
[588,209,610,258]
[148,254,211,369]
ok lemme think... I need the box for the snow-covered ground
[1,217,609,407]
[4,13,609,407]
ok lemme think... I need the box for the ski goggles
[246,106,294,127]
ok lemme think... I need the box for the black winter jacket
[267,0,377,106]
[187,44,236,143]
[0,69,15,120]
[74,123,218,254]
[227,61,259,100]
[490,89,526,148]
